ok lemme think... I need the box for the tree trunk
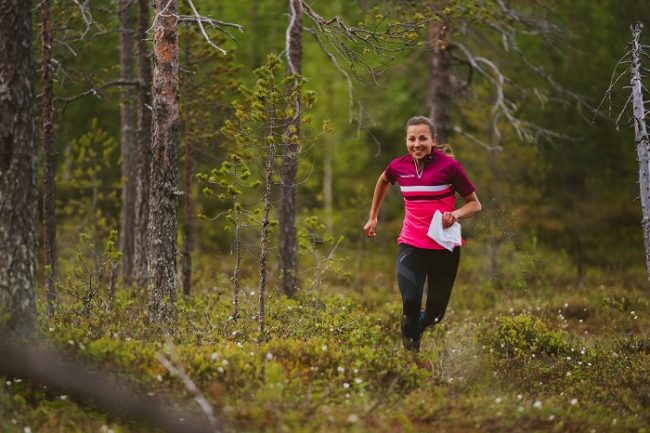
[323,79,333,234]
[181,31,192,297]
[278,0,302,298]
[428,19,452,145]
[574,218,585,288]
[181,129,193,297]
[323,138,333,233]
[118,0,137,286]
[0,0,38,337]
[134,0,153,291]
[631,22,650,288]
[148,0,179,324]
[259,134,275,341]
[231,194,241,321]
[41,0,57,315]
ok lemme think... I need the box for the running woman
[363,116,481,351]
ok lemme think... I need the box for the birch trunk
[0,0,38,337]
[428,20,452,145]
[118,0,137,285]
[631,22,650,287]
[148,0,179,324]
[41,0,57,314]
[278,0,302,298]
[134,0,153,291]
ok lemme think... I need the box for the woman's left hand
[442,211,458,228]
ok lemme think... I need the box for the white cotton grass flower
[495,397,502,404]
[354,378,363,384]
[343,383,350,389]
[533,400,542,409]
[570,398,578,406]
[347,414,359,423]
[337,366,345,373]
[265,352,273,361]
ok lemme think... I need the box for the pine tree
[133,0,153,291]
[118,0,137,285]
[41,0,58,314]
[278,0,303,297]
[0,0,38,337]
[147,0,180,324]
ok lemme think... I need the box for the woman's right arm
[363,172,391,238]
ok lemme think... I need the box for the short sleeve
[451,160,476,197]
[384,161,397,185]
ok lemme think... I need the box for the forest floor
[1,266,649,433]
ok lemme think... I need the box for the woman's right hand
[363,218,378,238]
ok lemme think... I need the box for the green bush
[486,314,569,358]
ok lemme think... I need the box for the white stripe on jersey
[400,184,451,193]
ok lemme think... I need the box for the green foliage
[4,277,647,433]
[486,314,569,358]
[57,118,120,256]
[15,1,650,431]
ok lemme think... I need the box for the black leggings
[396,243,460,343]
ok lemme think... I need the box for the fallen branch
[156,345,221,432]
[0,337,215,433]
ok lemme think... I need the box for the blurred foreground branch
[0,337,217,433]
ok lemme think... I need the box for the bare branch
[156,349,221,432]
[615,93,632,128]
[452,126,503,152]
[597,54,632,118]
[184,0,228,55]
[178,15,243,45]
[55,79,140,114]
[300,0,422,81]
[53,38,78,57]
[305,27,354,123]
[452,40,574,144]
[71,0,93,39]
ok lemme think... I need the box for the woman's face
[406,124,435,161]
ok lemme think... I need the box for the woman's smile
[406,124,435,161]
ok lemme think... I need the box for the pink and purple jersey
[384,150,476,250]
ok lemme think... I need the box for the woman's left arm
[442,192,482,228]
